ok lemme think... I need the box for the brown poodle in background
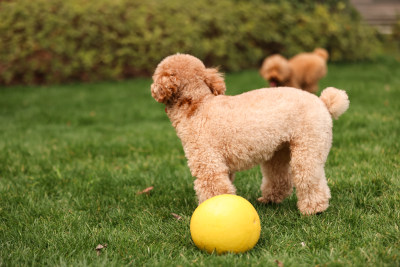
[260,48,329,93]
[151,54,349,215]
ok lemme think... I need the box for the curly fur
[151,53,349,215]
[260,48,329,93]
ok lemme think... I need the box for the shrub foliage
[392,18,400,48]
[0,0,381,85]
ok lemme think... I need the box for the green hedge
[0,0,382,85]
[392,18,400,48]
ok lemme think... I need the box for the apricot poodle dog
[151,54,349,215]
[260,48,329,93]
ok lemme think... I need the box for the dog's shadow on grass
[254,197,298,216]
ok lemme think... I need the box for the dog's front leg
[193,171,236,204]
[258,145,293,204]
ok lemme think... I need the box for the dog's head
[313,48,329,61]
[260,54,291,87]
[151,54,226,104]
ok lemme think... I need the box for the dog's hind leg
[290,138,331,215]
[258,144,293,204]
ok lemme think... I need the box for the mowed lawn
[0,59,399,266]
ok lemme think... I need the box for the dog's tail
[320,87,349,119]
[314,48,329,61]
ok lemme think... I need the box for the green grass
[1,59,400,266]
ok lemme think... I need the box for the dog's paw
[257,195,284,204]
[257,197,269,203]
[195,179,237,204]
[297,199,329,215]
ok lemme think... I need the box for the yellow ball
[190,194,261,254]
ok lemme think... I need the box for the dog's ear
[151,72,181,103]
[204,68,226,96]
[259,64,269,80]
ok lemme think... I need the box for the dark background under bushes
[0,0,385,85]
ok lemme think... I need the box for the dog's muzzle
[269,77,281,87]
